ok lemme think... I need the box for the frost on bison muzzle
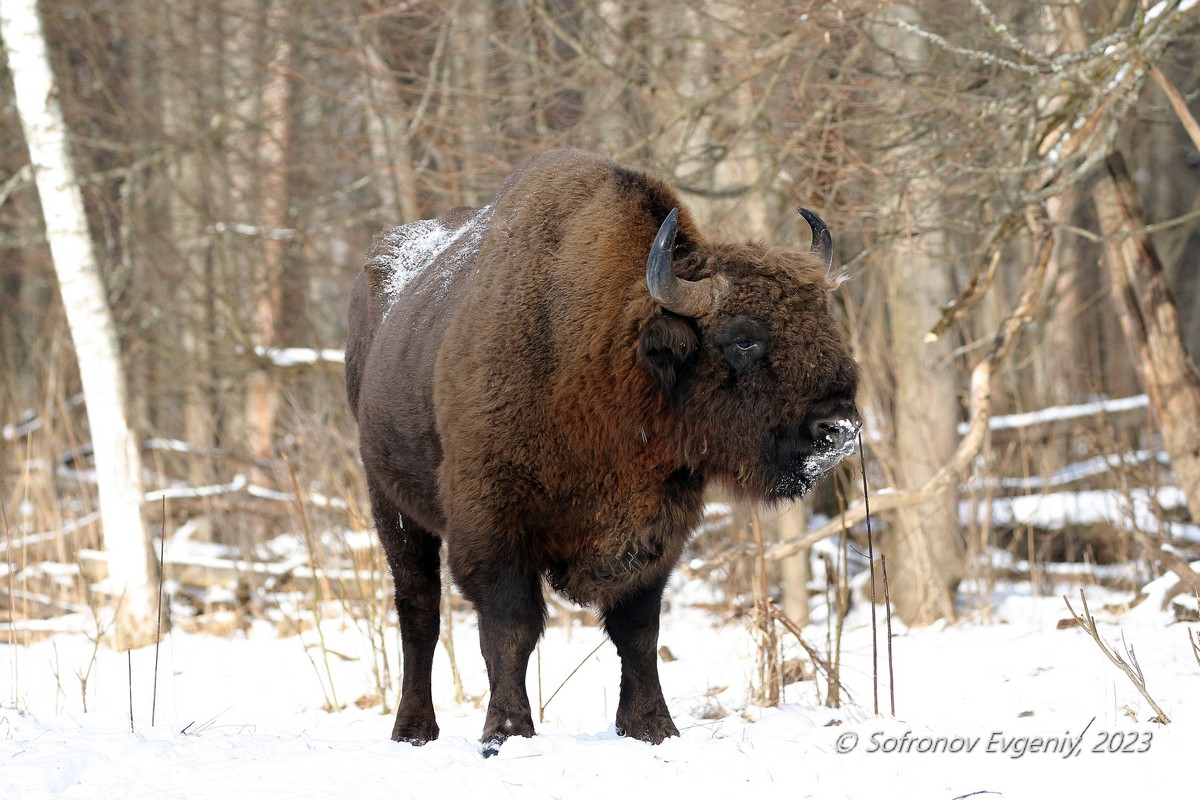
[346,149,860,754]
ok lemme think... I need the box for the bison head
[636,208,861,501]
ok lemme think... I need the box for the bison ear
[637,313,699,394]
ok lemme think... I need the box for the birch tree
[1,0,161,649]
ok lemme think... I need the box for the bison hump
[368,204,494,318]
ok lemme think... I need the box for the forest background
[2,0,1200,659]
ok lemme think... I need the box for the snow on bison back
[345,149,860,754]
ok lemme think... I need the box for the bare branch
[771,606,853,707]
[890,17,1043,74]
[967,0,1049,66]
[0,163,32,209]
[762,204,1055,563]
[1145,58,1200,152]
[1062,589,1171,724]
[893,2,1189,78]
[928,246,1003,342]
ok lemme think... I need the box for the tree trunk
[775,505,810,627]
[1,0,161,649]
[245,0,292,477]
[357,26,420,223]
[1092,152,1200,524]
[871,5,963,625]
[449,0,492,206]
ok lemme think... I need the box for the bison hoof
[480,729,532,759]
[480,713,536,756]
[391,713,439,745]
[615,710,679,744]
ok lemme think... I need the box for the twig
[152,497,165,726]
[540,639,606,719]
[1144,58,1200,152]
[890,16,1045,75]
[771,606,854,707]
[881,554,895,717]
[440,576,465,705]
[891,11,1148,76]
[180,705,232,737]
[860,434,879,717]
[74,616,105,713]
[0,163,31,210]
[1062,588,1171,724]
[284,457,340,711]
[127,650,134,733]
[824,485,852,709]
[1190,628,1200,670]
[929,247,1004,342]
[2,498,17,699]
[968,0,1050,66]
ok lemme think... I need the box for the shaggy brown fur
[346,149,859,752]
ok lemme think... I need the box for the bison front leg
[369,480,442,744]
[602,575,679,743]
[451,546,546,755]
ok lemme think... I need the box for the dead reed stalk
[750,507,780,706]
[284,457,340,711]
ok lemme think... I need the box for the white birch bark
[1,0,160,649]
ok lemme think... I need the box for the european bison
[346,149,860,751]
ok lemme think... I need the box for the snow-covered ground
[2,569,1197,799]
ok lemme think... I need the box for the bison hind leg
[367,478,443,745]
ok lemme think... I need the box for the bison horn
[646,208,728,317]
[798,207,834,273]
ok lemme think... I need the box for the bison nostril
[811,416,861,451]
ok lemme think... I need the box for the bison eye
[718,316,769,375]
[723,339,764,374]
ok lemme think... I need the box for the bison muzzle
[346,150,859,752]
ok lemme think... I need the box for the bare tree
[1,0,161,649]
[244,0,293,482]
[1050,1,1200,528]
[4,0,1200,650]
[867,4,963,624]
[1092,153,1200,526]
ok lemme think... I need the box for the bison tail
[345,271,374,418]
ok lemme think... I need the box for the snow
[3,411,42,442]
[253,347,345,367]
[377,205,494,319]
[3,573,1197,799]
[955,394,1147,436]
[207,221,295,240]
[1148,0,1199,23]
[971,450,1168,491]
[968,486,1189,534]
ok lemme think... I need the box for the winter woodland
[2,2,1199,797]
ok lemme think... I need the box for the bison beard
[346,150,860,754]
